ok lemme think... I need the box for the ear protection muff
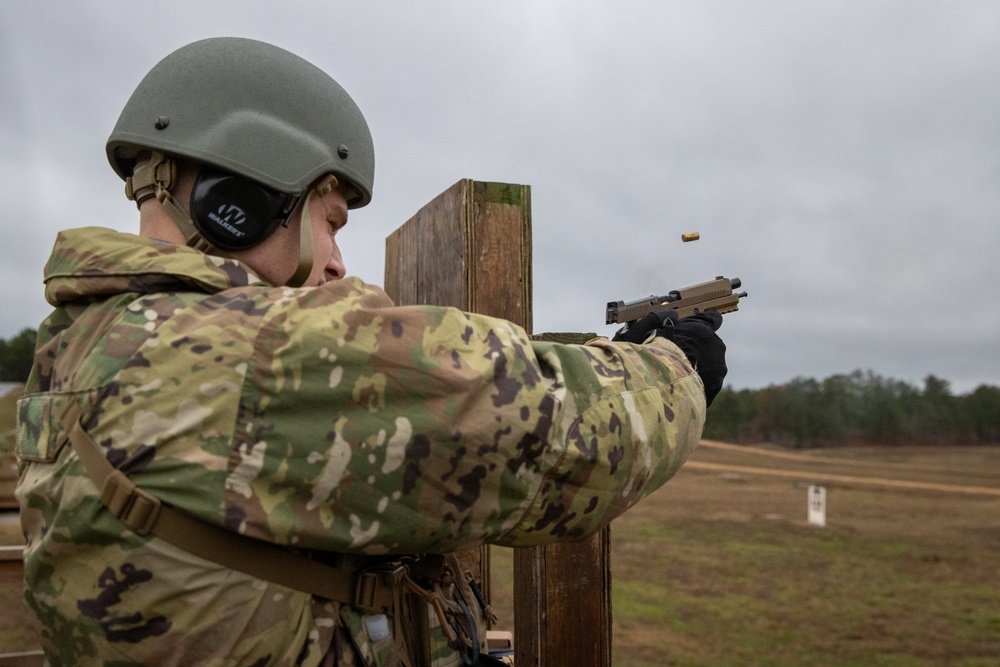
[189,167,302,251]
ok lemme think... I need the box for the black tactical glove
[613,309,728,407]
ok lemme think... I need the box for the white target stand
[807,485,827,527]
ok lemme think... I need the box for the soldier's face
[225,177,350,287]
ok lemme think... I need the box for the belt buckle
[354,571,381,612]
[354,563,406,613]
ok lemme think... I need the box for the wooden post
[384,179,531,327]
[384,179,612,667]
[513,531,612,666]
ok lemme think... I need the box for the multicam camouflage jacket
[16,227,707,666]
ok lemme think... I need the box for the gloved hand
[613,309,728,407]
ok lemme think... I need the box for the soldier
[15,37,727,666]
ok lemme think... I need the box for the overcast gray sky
[1,1,997,393]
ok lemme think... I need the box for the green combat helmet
[105,37,375,283]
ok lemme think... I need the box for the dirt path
[684,460,1000,496]
[690,440,1000,496]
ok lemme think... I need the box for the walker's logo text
[208,204,246,238]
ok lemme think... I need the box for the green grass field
[610,515,999,666]
[489,443,1000,667]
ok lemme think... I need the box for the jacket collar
[43,227,267,307]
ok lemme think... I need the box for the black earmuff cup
[190,168,298,251]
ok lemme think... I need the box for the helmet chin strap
[285,193,315,288]
[285,174,339,287]
[158,190,222,255]
[285,174,337,288]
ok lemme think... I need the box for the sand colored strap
[285,174,337,287]
[286,194,315,287]
[154,187,223,254]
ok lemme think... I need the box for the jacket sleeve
[219,277,706,554]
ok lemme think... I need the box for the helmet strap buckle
[125,151,176,208]
[313,173,339,198]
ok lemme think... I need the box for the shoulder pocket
[16,393,75,463]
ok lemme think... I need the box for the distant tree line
[705,370,1000,447]
[0,328,36,382]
